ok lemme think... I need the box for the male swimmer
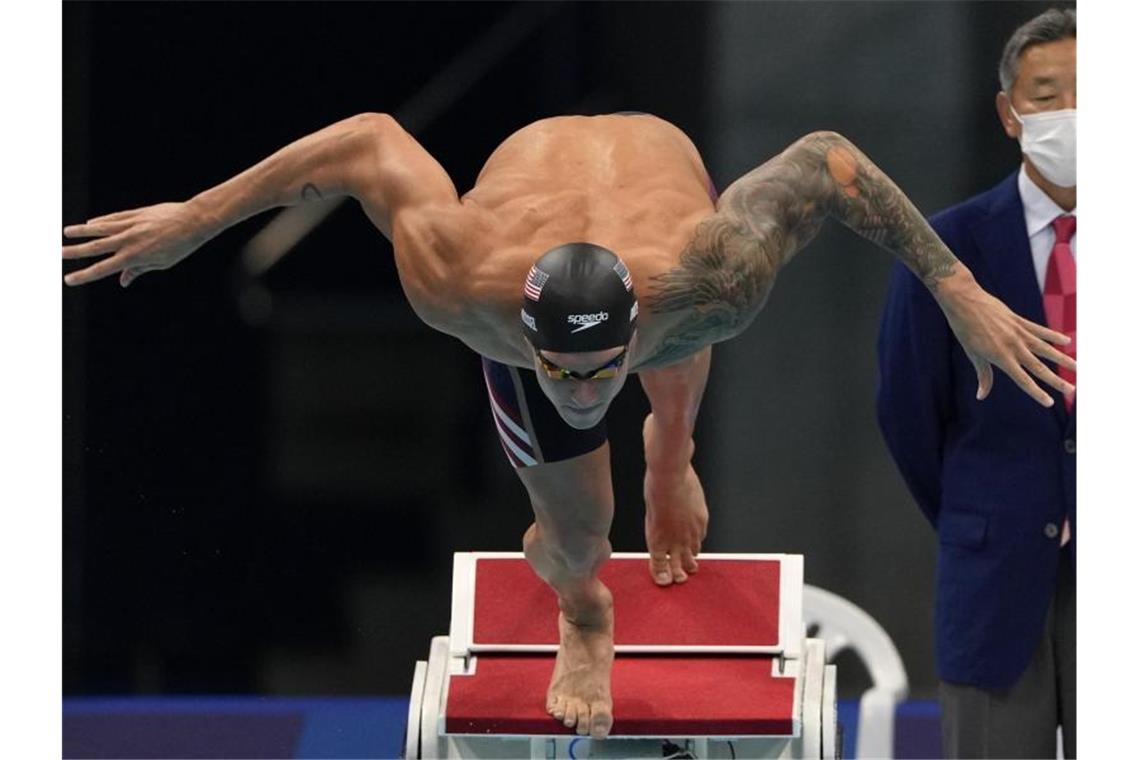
[63,113,1074,738]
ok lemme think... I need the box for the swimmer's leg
[480,357,615,738]
[518,446,615,740]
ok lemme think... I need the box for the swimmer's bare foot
[545,587,615,739]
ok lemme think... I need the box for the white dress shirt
[1018,164,1077,293]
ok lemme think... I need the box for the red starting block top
[445,653,797,737]
[449,553,803,655]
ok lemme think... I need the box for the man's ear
[995,91,1020,140]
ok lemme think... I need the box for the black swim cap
[521,242,639,352]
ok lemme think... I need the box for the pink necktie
[1043,215,1076,411]
[1043,215,1076,547]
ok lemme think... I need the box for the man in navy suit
[877,8,1076,758]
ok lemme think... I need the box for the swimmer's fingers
[64,250,135,287]
[1017,314,1073,350]
[64,202,210,287]
[62,229,133,260]
[1016,345,1074,397]
[1027,334,1077,372]
[969,356,994,401]
[944,285,1069,408]
[63,219,136,241]
[983,350,1055,408]
[119,267,150,288]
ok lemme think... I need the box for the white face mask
[1010,106,1076,188]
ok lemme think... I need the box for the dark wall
[63,1,1068,699]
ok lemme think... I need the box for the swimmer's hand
[936,269,1075,407]
[63,201,214,287]
[644,462,708,587]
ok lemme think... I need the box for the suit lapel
[968,173,1068,428]
[968,175,1045,325]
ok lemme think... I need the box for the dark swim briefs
[481,357,607,468]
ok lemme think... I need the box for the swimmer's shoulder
[388,200,497,327]
[627,205,777,371]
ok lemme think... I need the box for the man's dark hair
[998,8,1076,93]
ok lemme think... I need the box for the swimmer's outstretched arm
[63,113,458,287]
[639,346,711,585]
[648,131,1075,408]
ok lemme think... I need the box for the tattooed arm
[648,130,1075,407]
[63,113,458,287]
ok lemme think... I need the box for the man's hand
[644,462,709,586]
[937,270,1076,407]
[63,201,214,287]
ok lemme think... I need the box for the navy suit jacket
[876,172,1076,690]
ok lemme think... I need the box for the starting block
[405,553,838,758]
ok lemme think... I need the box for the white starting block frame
[405,552,838,759]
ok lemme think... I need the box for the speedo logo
[568,311,609,333]
[568,312,609,325]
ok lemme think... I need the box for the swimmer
[63,113,1075,738]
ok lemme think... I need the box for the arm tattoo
[300,182,324,202]
[811,133,958,289]
[647,131,959,365]
[644,216,780,367]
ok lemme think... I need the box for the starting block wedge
[406,552,838,759]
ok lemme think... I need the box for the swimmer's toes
[562,700,580,728]
[589,702,613,739]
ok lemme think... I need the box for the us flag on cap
[614,260,633,291]
[524,266,549,301]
